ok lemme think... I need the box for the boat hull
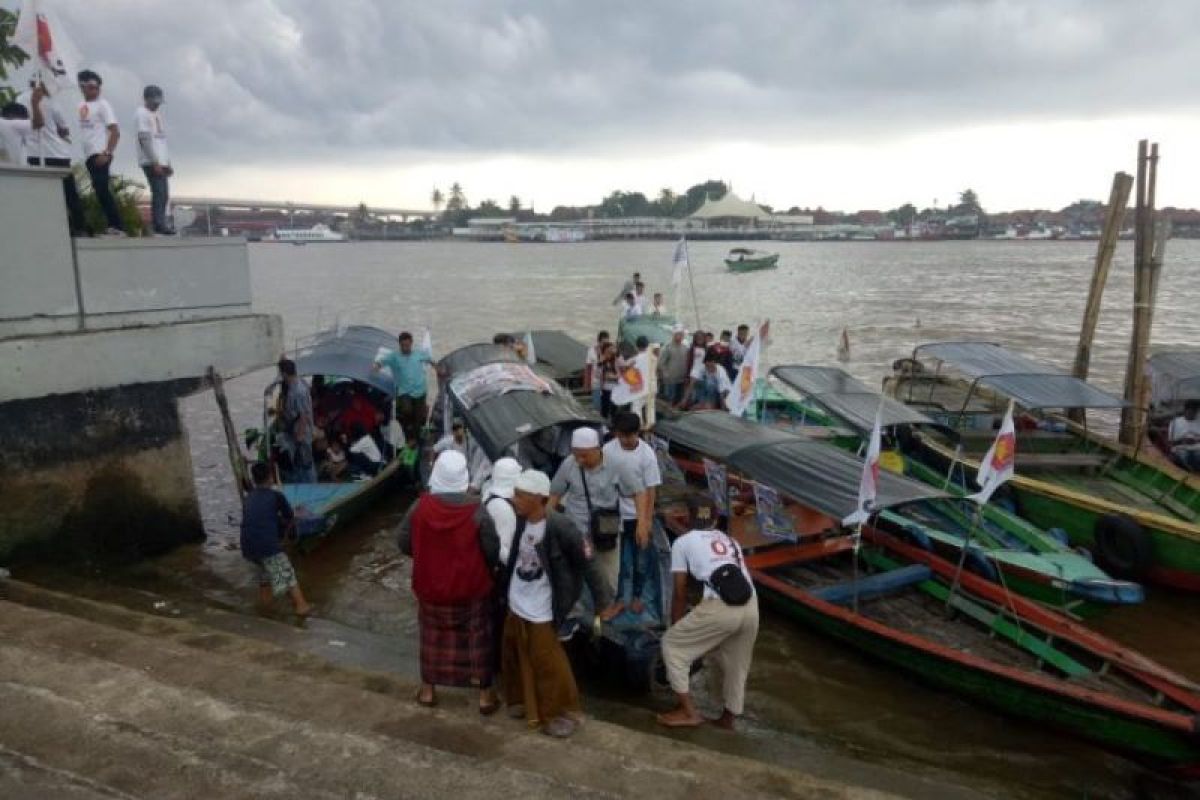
[725,255,779,272]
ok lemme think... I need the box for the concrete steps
[0,579,893,799]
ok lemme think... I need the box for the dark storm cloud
[26,0,1200,167]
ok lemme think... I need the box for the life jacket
[410,493,493,605]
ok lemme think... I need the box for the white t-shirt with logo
[134,105,169,165]
[602,438,661,520]
[16,94,72,162]
[508,519,553,623]
[0,119,31,164]
[689,363,733,393]
[78,97,117,157]
[670,529,754,601]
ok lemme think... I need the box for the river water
[59,240,1200,797]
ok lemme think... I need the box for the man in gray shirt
[549,427,651,606]
[658,325,690,406]
[278,358,316,483]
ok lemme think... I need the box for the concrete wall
[0,166,79,330]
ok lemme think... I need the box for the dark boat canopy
[439,342,601,460]
[656,412,947,521]
[512,330,588,383]
[292,325,397,396]
[1150,351,1200,405]
[771,365,941,433]
[913,342,1128,410]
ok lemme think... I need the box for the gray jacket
[508,509,614,629]
[658,342,689,385]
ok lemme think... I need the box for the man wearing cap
[136,85,174,235]
[503,469,615,737]
[658,496,759,730]
[658,325,689,406]
[549,427,651,608]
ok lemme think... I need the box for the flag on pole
[523,330,537,365]
[969,400,1016,505]
[726,320,769,417]
[843,401,883,527]
[671,236,688,293]
[14,1,79,93]
[420,328,433,357]
[610,351,648,406]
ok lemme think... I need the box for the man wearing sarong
[398,450,501,713]
[503,469,616,737]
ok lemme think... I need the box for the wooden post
[1069,171,1133,423]
[208,366,249,503]
[1120,142,1159,446]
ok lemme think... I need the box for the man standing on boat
[658,496,758,730]
[602,412,661,615]
[374,331,432,444]
[76,69,125,236]
[278,358,316,483]
[612,272,641,306]
[658,325,689,406]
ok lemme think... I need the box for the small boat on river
[724,247,779,272]
[883,342,1200,590]
[655,411,1200,774]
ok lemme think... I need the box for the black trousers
[85,154,123,230]
[28,156,86,235]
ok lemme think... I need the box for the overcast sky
[8,0,1200,211]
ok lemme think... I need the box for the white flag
[969,400,1016,505]
[610,352,649,405]
[523,330,537,365]
[726,320,768,417]
[671,236,688,292]
[420,328,433,357]
[14,1,79,93]
[843,402,883,527]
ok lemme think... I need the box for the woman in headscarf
[397,450,500,713]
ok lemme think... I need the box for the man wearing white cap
[549,427,651,610]
[482,457,522,564]
[502,468,614,736]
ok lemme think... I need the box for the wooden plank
[208,366,247,504]
[744,537,854,570]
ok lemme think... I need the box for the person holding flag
[725,321,769,418]
[970,401,1017,505]
[611,335,651,427]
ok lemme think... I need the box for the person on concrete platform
[658,496,758,730]
[278,358,317,483]
[397,450,500,713]
[240,461,312,617]
[1169,400,1200,472]
[20,82,87,236]
[0,102,31,165]
[602,412,662,616]
[136,85,174,235]
[373,331,432,444]
[76,69,125,236]
[503,469,615,737]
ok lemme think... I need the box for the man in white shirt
[681,352,733,410]
[21,82,86,235]
[76,69,124,236]
[0,102,30,165]
[1169,401,1200,471]
[602,412,662,615]
[621,292,643,319]
[731,324,751,369]
[583,330,610,414]
[650,292,668,315]
[136,85,174,234]
[658,496,758,730]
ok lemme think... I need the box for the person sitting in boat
[680,352,733,411]
[658,495,758,730]
[1168,400,1200,471]
[650,292,668,315]
[321,435,348,481]
[347,422,384,477]
[621,292,643,320]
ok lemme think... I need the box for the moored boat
[724,247,779,272]
[1148,350,1200,464]
[617,311,678,355]
[884,342,1200,590]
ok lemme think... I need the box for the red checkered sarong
[418,598,495,688]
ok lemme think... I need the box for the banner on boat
[449,362,552,410]
[703,457,728,514]
[843,402,883,527]
[970,400,1016,505]
[753,482,797,542]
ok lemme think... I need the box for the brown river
[31,239,1200,798]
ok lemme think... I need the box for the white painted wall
[0,166,79,325]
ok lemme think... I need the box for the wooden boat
[744,369,1144,613]
[724,247,779,272]
[508,329,590,396]
[655,412,1200,773]
[617,311,678,356]
[262,325,411,545]
[436,342,669,688]
[1148,350,1200,463]
[883,342,1200,590]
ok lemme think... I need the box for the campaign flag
[843,401,883,527]
[14,1,79,92]
[420,328,433,357]
[610,352,649,405]
[726,320,768,417]
[523,330,537,365]
[703,458,728,515]
[970,400,1017,505]
[753,482,797,542]
[671,236,688,293]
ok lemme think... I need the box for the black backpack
[706,534,753,606]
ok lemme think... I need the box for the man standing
[650,292,668,315]
[658,497,758,730]
[731,324,751,370]
[374,331,432,443]
[136,85,174,235]
[658,325,689,406]
[583,331,610,414]
[23,82,86,236]
[549,427,649,607]
[612,271,641,306]
[602,412,662,615]
[278,358,316,483]
[503,469,615,737]
[76,70,124,236]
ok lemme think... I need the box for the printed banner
[753,482,797,542]
[703,457,728,514]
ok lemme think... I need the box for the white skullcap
[483,457,522,500]
[514,469,551,497]
[428,450,469,494]
[570,427,600,449]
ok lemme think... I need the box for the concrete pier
[0,165,282,561]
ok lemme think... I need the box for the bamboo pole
[1069,172,1133,423]
[1120,142,1159,446]
[208,366,249,503]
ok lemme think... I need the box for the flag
[726,320,768,417]
[14,1,79,93]
[671,236,688,293]
[970,400,1016,505]
[610,352,648,405]
[843,402,883,527]
[420,328,433,356]
[523,330,537,365]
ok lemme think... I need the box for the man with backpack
[658,497,759,730]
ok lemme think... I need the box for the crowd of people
[0,70,174,236]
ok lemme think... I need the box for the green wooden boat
[617,312,678,355]
[725,247,779,272]
[884,342,1200,591]
[656,414,1200,774]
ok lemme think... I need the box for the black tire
[1093,514,1154,578]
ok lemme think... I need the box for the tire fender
[1092,514,1154,578]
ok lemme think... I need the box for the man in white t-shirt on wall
[658,496,759,730]
[136,85,174,235]
[1169,401,1200,472]
[20,81,87,235]
[602,411,662,615]
[76,69,124,236]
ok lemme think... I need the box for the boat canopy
[512,330,588,383]
[1150,351,1200,406]
[439,342,600,460]
[656,412,947,520]
[292,325,397,396]
[913,342,1128,410]
[771,365,941,433]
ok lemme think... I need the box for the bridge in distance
[170,196,437,222]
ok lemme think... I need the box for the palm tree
[508,195,521,214]
[447,182,466,212]
[430,187,444,213]
[657,187,677,217]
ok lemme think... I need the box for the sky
[7,0,1200,212]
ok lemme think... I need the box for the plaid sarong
[418,598,495,688]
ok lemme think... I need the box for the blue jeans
[591,387,603,413]
[660,382,683,405]
[142,165,170,231]
[619,519,657,611]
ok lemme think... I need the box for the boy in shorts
[241,462,312,616]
